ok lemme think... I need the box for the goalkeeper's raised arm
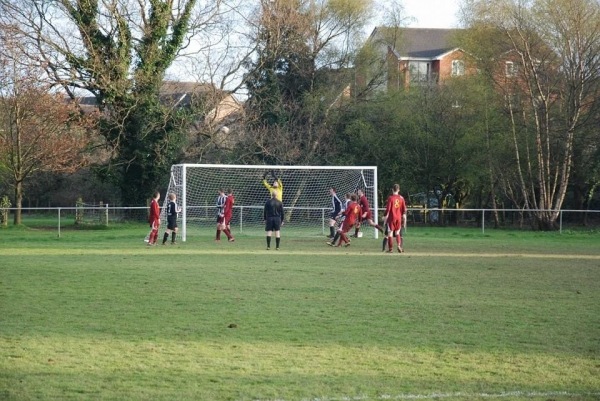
[261,170,283,202]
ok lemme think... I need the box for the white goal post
[163,164,379,241]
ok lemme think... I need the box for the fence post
[481,209,485,234]
[559,210,563,234]
[240,206,243,233]
[58,208,61,238]
[104,203,109,226]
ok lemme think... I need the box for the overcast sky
[380,0,462,29]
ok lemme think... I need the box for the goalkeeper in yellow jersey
[262,170,283,202]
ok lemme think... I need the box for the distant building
[72,80,243,133]
[358,27,474,92]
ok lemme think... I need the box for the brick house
[360,27,473,91]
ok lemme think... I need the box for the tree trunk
[13,180,23,225]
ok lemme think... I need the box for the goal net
[163,164,378,241]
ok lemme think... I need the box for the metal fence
[406,207,600,233]
[1,206,599,237]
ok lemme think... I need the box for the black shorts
[167,217,177,230]
[265,216,282,231]
[330,211,341,220]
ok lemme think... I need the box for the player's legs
[394,230,403,252]
[387,220,400,252]
[164,219,178,244]
[216,217,224,241]
[266,231,272,249]
[370,219,384,233]
[224,219,234,242]
[398,227,404,252]
[387,220,401,253]
[382,223,389,251]
[265,218,274,249]
[149,220,159,245]
[328,229,341,246]
[273,219,282,249]
[328,217,337,238]
[337,224,351,246]
[353,221,361,237]
[386,222,394,252]
[338,231,350,247]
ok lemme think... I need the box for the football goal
[163,164,379,241]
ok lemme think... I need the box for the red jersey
[385,194,406,224]
[358,194,372,219]
[343,201,362,227]
[224,194,235,219]
[148,199,160,223]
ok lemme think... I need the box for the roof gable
[74,81,224,110]
[372,27,463,60]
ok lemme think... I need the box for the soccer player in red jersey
[334,193,362,247]
[222,188,235,242]
[353,188,384,237]
[147,191,161,245]
[384,184,407,253]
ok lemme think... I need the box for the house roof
[73,81,224,110]
[371,27,463,60]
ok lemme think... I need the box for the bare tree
[462,0,600,229]
[239,0,373,166]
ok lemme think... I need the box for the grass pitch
[0,225,599,401]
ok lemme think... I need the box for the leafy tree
[0,0,224,205]
[333,77,493,216]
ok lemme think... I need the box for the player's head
[168,192,176,201]
[393,184,400,193]
[227,188,233,194]
[271,190,277,198]
[357,189,364,196]
[329,187,336,195]
[272,180,279,188]
[218,188,224,194]
[345,193,351,199]
[153,191,160,200]
[351,194,357,201]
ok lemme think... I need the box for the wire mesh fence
[1,206,599,237]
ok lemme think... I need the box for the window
[504,93,521,110]
[505,61,518,77]
[451,60,465,76]
[409,61,430,84]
